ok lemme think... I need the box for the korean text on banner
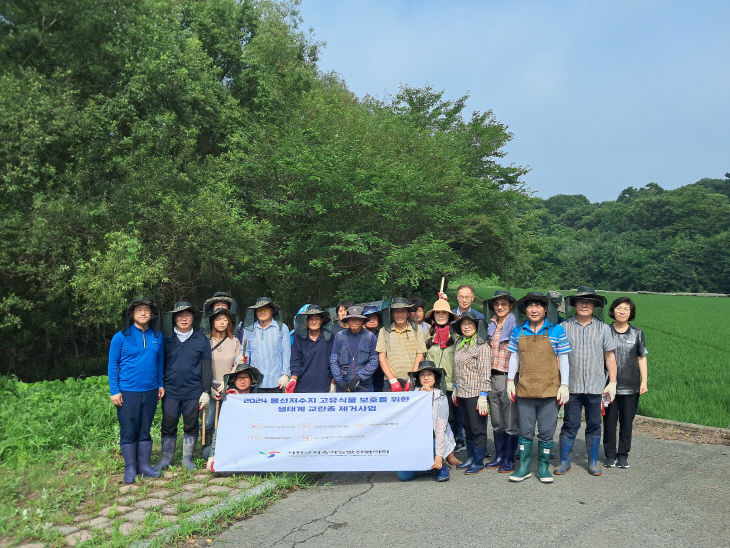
[214,391,433,472]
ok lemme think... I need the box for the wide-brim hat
[127,296,156,312]
[451,310,482,334]
[343,305,367,321]
[169,301,197,316]
[388,297,414,310]
[425,299,457,323]
[362,304,382,319]
[407,360,446,387]
[209,307,235,321]
[248,296,276,310]
[516,292,549,312]
[546,290,566,314]
[299,304,331,323]
[223,363,263,389]
[486,290,517,308]
[567,286,607,307]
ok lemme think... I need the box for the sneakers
[617,455,630,468]
[604,458,617,468]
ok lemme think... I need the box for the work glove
[477,395,489,416]
[506,380,516,403]
[199,391,210,410]
[285,378,297,393]
[403,379,411,391]
[226,389,238,395]
[278,375,289,390]
[329,381,337,393]
[337,381,348,392]
[557,384,570,405]
[234,354,248,366]
[207,457,214,472]
[389,378,403,392]
[211,380,222,400]
[348,377,361,392]
[603,381,617,402]
[452,393,459,407]
[438,291,448,301]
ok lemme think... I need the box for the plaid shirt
[376,323,427,379]
[453,340,491,398]
[489,323,510,372]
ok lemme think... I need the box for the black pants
[603,393,640,459]
[161,396,199,436]
[446,390,464,442]
[457,396,488,447]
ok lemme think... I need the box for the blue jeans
[560,393,602,441]
[117,389,158,445]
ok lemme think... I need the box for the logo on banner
[259,451,280,458]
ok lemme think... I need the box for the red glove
[452,393,459,406]
[285,379,297,393]
[404,380,411,392]
[389,379,402,392]
[226,389,237,395]
[438,291,448,301]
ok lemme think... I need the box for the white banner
[214,391,433,472]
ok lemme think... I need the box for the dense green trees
[0,0,533,378]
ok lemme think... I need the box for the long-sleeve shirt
[108,326,163,395]
[290,332,334,392]
[330,329,378,384]
[210,336,241,388]
[240,320,291,389]
[163,329,212,400]
[428,388,456,458]
[453,340,492,398]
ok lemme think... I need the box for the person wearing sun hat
[506,292,571,484]
[108,297,164,483]
[206,363,263,472]
[483,290,520,473]
[424,298,463,458]
[288,304,334,393]
[556,287,618,477]
[330,306,379,392]
[377,297,427,392]
[452,310,492,475]
[363,304,385,391]
[239,297,291,393]
[156,302,213,472]
[200,307,241,459]
[397,360,457,482]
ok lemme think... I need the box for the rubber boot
[587,436,602,476]
[120,443,137,484]
[154,435,177,473]
[499,434,519,473]
[554,435,574,475]
[485,430,505,469]
[455,441,474,470]
[465,446,486,475]
[181,433,197,471]
[136,440,160,478]
[201,429,213,460]
[434,466,450,482]
[509,437,533,482]
[537,440,554,483]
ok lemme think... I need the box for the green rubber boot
[537,440,554,483]
[508,437,533,482]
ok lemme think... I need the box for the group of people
[108,285,648,484]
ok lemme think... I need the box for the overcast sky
[297,0,730,202]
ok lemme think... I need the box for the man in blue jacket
[155,302,212,472]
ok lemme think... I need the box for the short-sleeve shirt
[508,320,571,355]
[562,317,616,394]
[610,324,648,395]
[376,323,427,378]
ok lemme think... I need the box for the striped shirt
[376,323,427,379]
[453,340,491,398]
[562,317,616,394]
[508,320,571,355]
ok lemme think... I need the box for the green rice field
[452,281,730,428]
